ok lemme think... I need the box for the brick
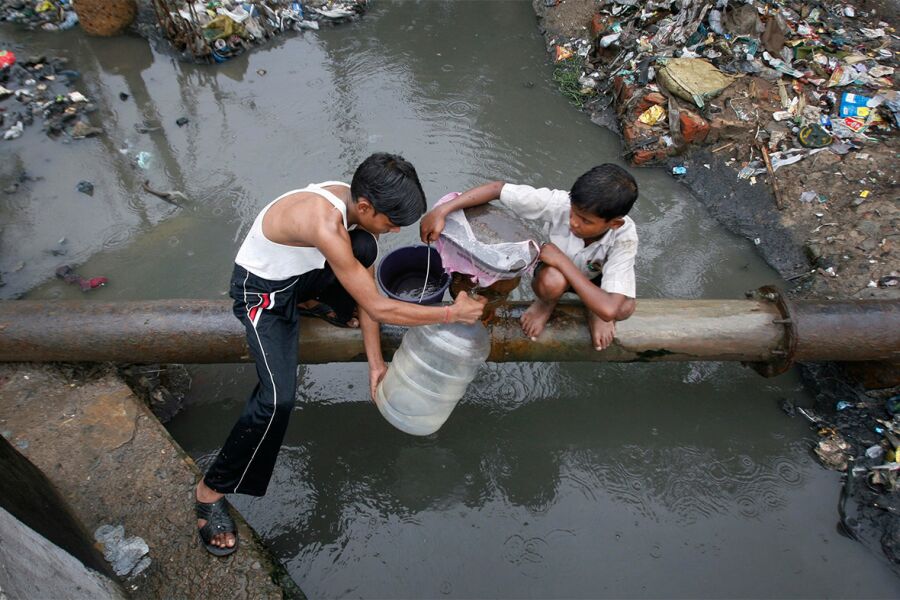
[680,110,710,144]
[623,123,637,146]
[614,76,636,104]
[631,148,667,166]
[635,92,667,115]
[591,13,610,38]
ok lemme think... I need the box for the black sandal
[297,301,358,328]
[196,497,239,557]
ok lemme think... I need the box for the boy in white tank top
[195,153,486,556]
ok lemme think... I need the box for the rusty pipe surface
[792,299,900,361]
[0,299,897,365]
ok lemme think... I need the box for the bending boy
[420,164,638,350]
[196,153,486,555]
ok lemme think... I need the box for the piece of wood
[759,145,785,210]
[712,141,735,153]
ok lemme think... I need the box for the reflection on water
[171,359,898,597]
[3,0,898,597]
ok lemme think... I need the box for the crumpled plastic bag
[657,58,737,108]
[723,4,764,36]
[815,430,852,471]
[203,14,243,41]
[435,192,540,287]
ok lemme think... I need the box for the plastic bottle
[376,321,490,436]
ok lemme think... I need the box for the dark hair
[351,153,427,227]
[570,163,638,220]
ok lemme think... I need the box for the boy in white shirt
[420,164,638,351]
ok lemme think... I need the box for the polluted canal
[3,1,898,597]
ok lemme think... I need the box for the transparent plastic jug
[375,322,491,436]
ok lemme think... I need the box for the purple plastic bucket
[376,245,451,304]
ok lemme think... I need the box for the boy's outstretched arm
[359,264,387,402]
[316,223,486,326]
[420,181,505,242]
[538,243,630,322]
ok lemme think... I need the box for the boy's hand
[420,209,446,243]
[369,361,388,403]
[451,292,488,324]
[538,242,568,269]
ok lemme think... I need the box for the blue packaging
[839,92,873,118]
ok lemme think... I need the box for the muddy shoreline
[531,0,899,569]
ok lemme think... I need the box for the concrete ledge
[0,505,125,599]
[0,364,294,600]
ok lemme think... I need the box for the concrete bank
[0,504,125,599]
[0,363,300,599]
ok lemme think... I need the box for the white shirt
[498,183,638,298]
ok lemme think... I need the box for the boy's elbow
[366,299,393,323]
[367,305,387,323]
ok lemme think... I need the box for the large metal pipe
[0,299,897,370]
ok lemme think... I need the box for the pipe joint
[745,286,798,378]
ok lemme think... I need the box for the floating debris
[75,180,94,196]
[55,265,108,292]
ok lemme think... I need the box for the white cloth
[498,183,638,298]
[235,181,350,281]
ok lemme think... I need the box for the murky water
[3,1,898,596]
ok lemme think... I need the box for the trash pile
[151,0,366,63]
[0,51,101,142]
[549,0,897,169]
[544,0,898,296]
[797,390,900,560]
[810,394,900,487]
[0,0,79,31]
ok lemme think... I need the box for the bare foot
[196,480,236,550]
[521,298,557,340]
[588,311,615,351]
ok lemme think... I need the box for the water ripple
[562,445,807,525]
[467,363,560,413]
[445,99,473,117]
[98,224,131,250]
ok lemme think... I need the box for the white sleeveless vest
[234,181,350,280]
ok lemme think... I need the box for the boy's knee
[616,298,636,321]
[349,230,378,268]
[264,389,296,417]
[533,266,568,299]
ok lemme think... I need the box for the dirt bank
[531,0,899,568]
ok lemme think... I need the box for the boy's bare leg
[522,266,568,340]
[196,480,236,550]
[587,297,635,351]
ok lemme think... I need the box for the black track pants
[204,230,376,496]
